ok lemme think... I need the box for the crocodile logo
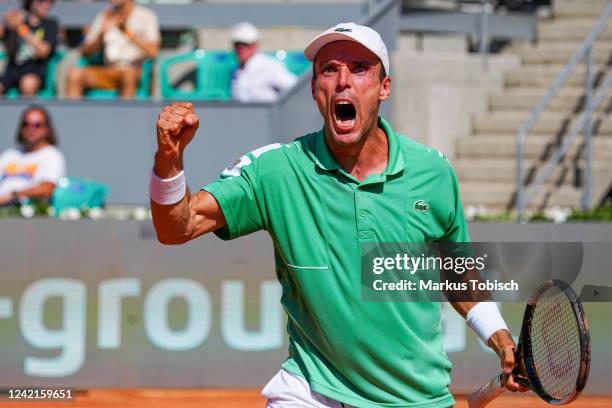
[334,28,352,32]
[413,200,430,212]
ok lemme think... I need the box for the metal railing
[515,3,612,222]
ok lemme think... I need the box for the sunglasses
[22,121,46,129]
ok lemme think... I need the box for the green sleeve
[202,158,266,241]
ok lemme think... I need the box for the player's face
[312,41,390,146]
[21,110,49,150]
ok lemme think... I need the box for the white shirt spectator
[88,5,160,66]
[231,53,298,103]
[0,145,66,196]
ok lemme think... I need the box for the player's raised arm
[150,102,226,245]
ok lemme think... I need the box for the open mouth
[334,101,357,130]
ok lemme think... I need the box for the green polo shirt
[203,117,469,408]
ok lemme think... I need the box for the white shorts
[262,368,355,408]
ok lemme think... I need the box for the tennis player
[151,23,527,407]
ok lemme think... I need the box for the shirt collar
[312,116,405,183]
[242,52,263,71]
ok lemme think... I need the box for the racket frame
[517,279,591,405]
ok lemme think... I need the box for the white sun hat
[304,22,390,76]
[230,22,261,44]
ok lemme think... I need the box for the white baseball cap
[230,22,260,44]
[304,22,390,76]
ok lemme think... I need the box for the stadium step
[455,0,612,213]
[473,111,567,134]
[515,42,612,64]
[538,19,612,42]
[553,1,610,19]
[457,135,612,160]
[454,158,612,184]
[488,87,612,112]
[459,182,612,212]
[504,65,595,88]
[473,112,612,135]
[460,183,583,208]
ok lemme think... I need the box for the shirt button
[360,210,368,218]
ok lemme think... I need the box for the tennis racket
[468,279,590,408]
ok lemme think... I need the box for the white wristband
[150,170,186,205]
[466,302,509,345]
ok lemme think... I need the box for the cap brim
[304,32,362,62]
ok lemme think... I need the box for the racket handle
[468,373,505,408]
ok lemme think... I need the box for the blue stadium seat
[51,177,110,215]
[159,49,238,101]
[268,50,311,76]
[160,49,309,101]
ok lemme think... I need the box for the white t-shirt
[231,53,298,103]
[0,145,66,196]
[88,5,160,66]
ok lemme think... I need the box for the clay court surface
[1,389,611,407]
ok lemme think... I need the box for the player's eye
[351,64,368,74]
[321,64,338,75]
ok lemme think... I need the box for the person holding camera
[65,0,159,99]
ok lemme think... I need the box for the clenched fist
[155,102,199,178]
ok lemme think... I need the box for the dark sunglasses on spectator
[22,121,46,129]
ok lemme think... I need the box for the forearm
[16,182,55,201]
[150,178,225,244]
[449,300,477,319]
[151,187,195,245]
[81,34,103,56]
[19,29,51,58]
[124,32,158,59]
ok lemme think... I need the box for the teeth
[337,101,350,105]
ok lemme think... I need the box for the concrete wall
[0,101,279,205]
[391,51,520,161]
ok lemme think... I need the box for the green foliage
[0,206,21,218]
[567,203,612,222]
[0,200,51,218]
[469,204,612,223]
[471,212,514,222]
[528,212,553,222]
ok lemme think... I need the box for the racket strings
[530,286,581,400]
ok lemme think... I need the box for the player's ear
[311,78,316,100]
[378,76,391,102]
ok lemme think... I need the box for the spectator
[65,0,160,99]
[230,22,297,103]
[0,0,59,97]
[0,105,66,206]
